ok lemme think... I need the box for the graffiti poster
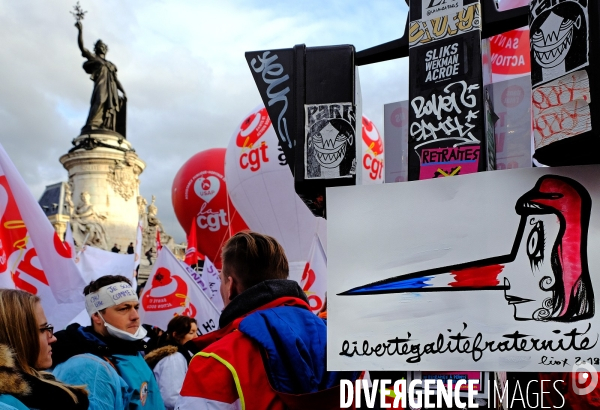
[409,2,481,47]
[328,165,600,371]
[304,103,356,179]
[530,0,589,88]
[408,1,485,181]
[533,69,591,150]
[408,78,483,180]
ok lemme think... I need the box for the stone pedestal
[60,133,145,250]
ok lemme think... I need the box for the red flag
[0,143,86,329]
[156,229,162,251]
[184,220,204,267]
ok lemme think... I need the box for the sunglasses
[39,324,54,338]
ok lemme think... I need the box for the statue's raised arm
[74,21,92,58]
[73,16,127,137]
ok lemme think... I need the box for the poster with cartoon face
[304,103,356,180]
[328,165,600,371]
[530,0,589,88]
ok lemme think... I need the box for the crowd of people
[0,231,358,410]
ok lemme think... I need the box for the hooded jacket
[145,345,194,410]
[51,324,164,410]
[176,280,359,410]
[0,344,88,410]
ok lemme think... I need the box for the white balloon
[360,115,385,185]
[225,105,327,273]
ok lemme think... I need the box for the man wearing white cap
[51,275,164,410]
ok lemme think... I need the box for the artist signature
[539,356,600,367]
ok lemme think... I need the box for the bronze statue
[74,16,127,136]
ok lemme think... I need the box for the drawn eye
[527,221,545,270]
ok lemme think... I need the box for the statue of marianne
[75,20,127,135]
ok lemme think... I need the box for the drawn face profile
[340,175,595,323]
[503,213,561,320]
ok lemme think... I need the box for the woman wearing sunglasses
[0,289,89,410]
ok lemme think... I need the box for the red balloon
[172,148,248,269]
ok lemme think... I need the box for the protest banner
[328,165,600,371]
[139,246,220,335]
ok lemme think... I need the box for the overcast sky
[0,0,415,242]
[2,0,517,245]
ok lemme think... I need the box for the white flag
[202,257,224,311]
[300,235,327,313]
[0,143,86,329]
[134,220,142,272]
[76,245,136,285]
[139,246,220,335]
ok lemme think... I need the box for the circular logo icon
[501,85,524,108]
[140,381,148,406]
[236,108,272,148]
[193,175,221,204]
[572,362,598,396]
[390,107,408,128]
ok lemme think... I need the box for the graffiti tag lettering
[532,70,591,149]
[250,52,292,149]
[410,80,481,149]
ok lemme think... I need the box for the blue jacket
[52,324,164,410]
[239,305,358,394]
[0,396,28,410]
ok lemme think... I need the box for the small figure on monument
[141,195,174,253]
[146,195,162,231]
[137,196,148,229]
[73,2,127,135]
[127,242,134,254]
[111,244,120,253]
[72,191,109,250]
[64,182,75,217]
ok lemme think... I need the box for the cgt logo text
[239,141,269,172]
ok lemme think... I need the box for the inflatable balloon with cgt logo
[172,148,248,269]
[361,115,384,184]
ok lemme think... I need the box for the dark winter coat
[0,344,88,410]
